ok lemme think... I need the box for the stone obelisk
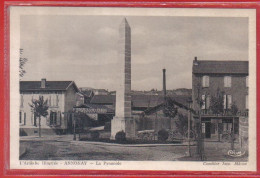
[111,18,134,139]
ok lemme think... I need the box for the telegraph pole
[187,99,192,157]
[73,113,76,140]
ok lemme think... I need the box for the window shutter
[56,95,59,106]
[206,76,209,87]
[201,95,206,109]
[227,95,232,109]
[57,111,61,126]
[246,76,248,87]
[46,114,50,126]
[228,77,231,87]
[223,95,227,109]
[52,94,55,107]
[24,113,26,125]
[49,95,51,106]
[19,112,22,123]
[206,95,210,109]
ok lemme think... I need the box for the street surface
[20,135,247,161]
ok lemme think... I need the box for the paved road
[19,135,247,161]
[20,136,192,161]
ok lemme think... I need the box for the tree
[175,113,188,136]
[19,48,28,78]
[210,88,224,115]
[29,96,49,137]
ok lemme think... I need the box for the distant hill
[131,88,192,96]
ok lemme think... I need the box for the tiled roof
[74,103,114,113]
[20,81,79,92]
[90,94,191,108]
[193,60,248,74]
[80,90,93,97]
[90,95,116,104]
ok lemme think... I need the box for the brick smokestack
[163,68,166,98]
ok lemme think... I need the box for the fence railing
[200,109,248,117]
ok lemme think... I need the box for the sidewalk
[20,134,75,142]
[177,141,248,161]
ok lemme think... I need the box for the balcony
[200,109,248,117]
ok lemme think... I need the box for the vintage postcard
[8,6,256,171]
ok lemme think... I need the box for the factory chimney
[163,68,166,99]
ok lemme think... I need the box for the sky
[20,15,248,91]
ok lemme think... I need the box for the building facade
[20,79,79,136]
[192,58,248,139]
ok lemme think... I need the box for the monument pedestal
[111,116,135,140]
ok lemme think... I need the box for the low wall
[20,128,65,136]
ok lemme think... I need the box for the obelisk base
[110,116,135,140]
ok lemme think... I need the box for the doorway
[205,122,211,138]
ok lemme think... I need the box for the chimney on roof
[163,68,166,99]
[41,78,46,88]
[194,56,198,65]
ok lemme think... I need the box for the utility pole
[231,117,235,150]
[196,83,205,161]
[187,99,192,157]
[73,113,76,140]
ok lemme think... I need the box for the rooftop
[20,80,79,92]
[193,60,248,74]
[90,94,191,108]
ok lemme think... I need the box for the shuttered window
[202,76,209,87]
[224,76,232,87]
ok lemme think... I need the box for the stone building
[19,79,79,136]
[192,58,249,140]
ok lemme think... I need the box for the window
[224,76,232,87]
[246,76,248,87]
[223,95,232,109]
[50,112,57,126]
[202,76,209,87]
[201,95,210,110]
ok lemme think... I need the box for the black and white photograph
[9,6,256,171]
